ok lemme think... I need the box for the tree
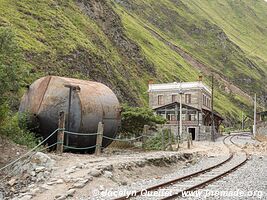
[120,104,166,136]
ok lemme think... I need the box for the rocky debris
[2,152,55,199]
[242,141,267,154]
[115,154,193,171]
[35,166,46,173]
[7,178,17,186]
[40,183,52,191]
[55,189,76,200]
[103,171,113,179]
[118,163,132,171]
[88,168,102,177]
[101,164,113,171]
[66,189,76,196]
[64,166,77,174]
[19,194,32,200]
[2,147,198,200]
[72,178,89,188]
[29,187,40,195]
[47,179,64,185]
[134,161,146,168]
[31,152,55,168]
[120,181,127,186]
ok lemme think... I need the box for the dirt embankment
[0,146,199,200]
[1,135,265,200]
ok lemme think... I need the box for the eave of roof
[148,81,211,94]
[153,101,201,111]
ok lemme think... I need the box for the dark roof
[257,111,267,115]
[153,101,201,111]
[202,108,224,120]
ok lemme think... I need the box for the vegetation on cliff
[0,0,267,143]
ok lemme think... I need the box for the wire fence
[0,128,59,172]
[102,135,143,142]
[63,145,97,150]
[0,124,157,177]
[64,130,98,136]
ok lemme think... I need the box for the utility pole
[179,91,183,141]
[211,74,215,142]
[241,111,244,130]
[253,93,257,137]
[175,103,179,149]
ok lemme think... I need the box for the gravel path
[196,155,267,200]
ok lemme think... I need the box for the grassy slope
[111,0,267,121]
[0,0,156,105]
[186,0,267,62]
[1,0,266,124]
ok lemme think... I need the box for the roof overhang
[148,81,211,94]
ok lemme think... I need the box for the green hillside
[1,0,267,125]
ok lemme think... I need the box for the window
[170,115,176,121]
[203,95,207,106]
[203,94,205,106]
[158,95,164,105]
[185,94,191,104]
[207,98,210,108]
[172,94,177,102]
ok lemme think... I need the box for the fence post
[161,127,165,151]
[57,111,65,154]
[168,129,173,151]
[142,125,149,149]
[187,132,191,149]
[95,122,103,156]
[176,129,180,151]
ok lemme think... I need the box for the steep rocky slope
[1,0,267,123]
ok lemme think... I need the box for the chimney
[148,79,154,85]
[198,75,203,82]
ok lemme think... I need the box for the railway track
[113,134,250,200]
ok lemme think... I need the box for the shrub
[144,129,174,150]
[120,104,166,136]
[0,112,39,148]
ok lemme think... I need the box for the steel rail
[161,134,249,200]
[113,135,234,200]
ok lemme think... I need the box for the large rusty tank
[19,76,121,150]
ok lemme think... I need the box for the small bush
[120,104,166,137]
[0,112,39,148]
[144,129,174,150]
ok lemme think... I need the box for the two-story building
[148,79,223,141]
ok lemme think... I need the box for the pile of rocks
[243,142,267,154]
[2,152,55,199]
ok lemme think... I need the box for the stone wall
[257,122,267,136]
[162,124,213,141]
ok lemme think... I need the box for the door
[188,128,196,140]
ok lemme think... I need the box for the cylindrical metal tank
[19,76,121,150]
